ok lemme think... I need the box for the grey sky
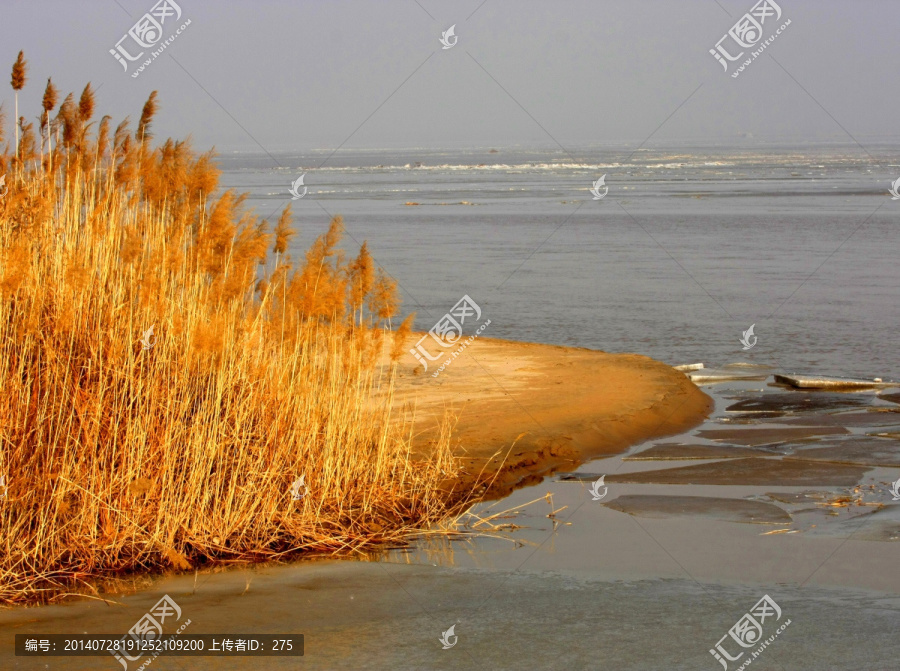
[1,0,897,154]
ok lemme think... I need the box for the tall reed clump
[0,58,460,606]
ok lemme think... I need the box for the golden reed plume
[0,55,459,605]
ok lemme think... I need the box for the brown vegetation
[0,57,462,606]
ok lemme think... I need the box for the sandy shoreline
[386,335,713,499]
[4,344,899,669]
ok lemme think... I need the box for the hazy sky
[1,1,897,154]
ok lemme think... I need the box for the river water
[220,144,900,380]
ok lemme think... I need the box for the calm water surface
[220,144,900,380]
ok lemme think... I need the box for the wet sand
[607,457,868,486]
[624,443,774,460]
[385,335,713,498]
[603,494,792,524]
[784,438,900,467]
[695,425,850,445]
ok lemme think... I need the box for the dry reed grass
[0,58,466,606]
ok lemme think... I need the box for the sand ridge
[384,335,713,498]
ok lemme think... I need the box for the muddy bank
[386,335,713,500]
